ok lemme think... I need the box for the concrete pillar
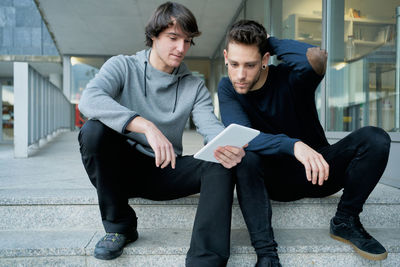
[13,62,29,158]
[63,56,71,101]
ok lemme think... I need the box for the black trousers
[235,126,391,256]
[78,120,234,267]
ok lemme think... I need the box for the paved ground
[0,129,204,193]
[1,130,400,198]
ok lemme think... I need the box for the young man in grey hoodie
[78,2,245,266]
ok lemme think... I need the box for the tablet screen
[193,124,260,163]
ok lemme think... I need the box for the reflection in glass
[71,57,107,104]
[279,0,323,118]
[282,0,323,46]
[326,0,399,132]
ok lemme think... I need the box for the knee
[236,151,264,180]
[203,162,234,186]
[78,120,113,154]
[237,151,262,169]
[358,126,391,156]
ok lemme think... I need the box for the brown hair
[225,19,270,56]
[145,1,201,47]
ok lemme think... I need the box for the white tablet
[194,123,260,163]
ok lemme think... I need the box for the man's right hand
[126,117,176,169]
[293,141,329,186]
[307,47,328,76]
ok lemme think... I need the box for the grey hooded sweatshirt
[79,49,224,157]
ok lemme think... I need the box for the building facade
[0,0,61,143]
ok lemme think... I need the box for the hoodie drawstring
[144,62,147,97]
[172,77,180,113]
[143,60,180,113]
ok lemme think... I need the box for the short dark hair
[145,1,201,47]
[225,19,269,56]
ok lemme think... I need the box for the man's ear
[223,49,228,65]
[262,52,270,66]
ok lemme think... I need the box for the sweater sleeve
[78,55,139,133]
[218,78,299,156]
[268,37,323,92]
[191,80,225,144]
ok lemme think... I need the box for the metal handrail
[14,62,72,157]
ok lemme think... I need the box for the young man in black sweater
[218,19,391,266]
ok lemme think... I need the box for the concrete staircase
[0,131,399,266]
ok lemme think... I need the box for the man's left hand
[294,141,329,185]
[214,145,246,169]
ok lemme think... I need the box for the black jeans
[235,126,391,256]
[78,120,234,267]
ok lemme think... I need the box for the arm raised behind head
[306,47,328,76]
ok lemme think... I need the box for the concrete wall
[0,0,58,56]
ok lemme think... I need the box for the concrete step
[0,184,399,231]
[0,228,399,267]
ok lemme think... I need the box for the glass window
[70,57,108,104]
[211,1,247,102]
[272,0,323,117]
[326,0,400,132]
[281,0,323,47]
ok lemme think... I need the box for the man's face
[151,20,192,73]
[224,42,266,94]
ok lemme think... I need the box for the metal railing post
[14,62,71,157]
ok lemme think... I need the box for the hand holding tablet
[194,124,260,163]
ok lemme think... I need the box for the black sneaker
[255,256,282,267]
[94,231,138,260]
[330,216,387,261]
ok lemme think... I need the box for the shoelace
[103,233,122,243]
[351,217,372,239]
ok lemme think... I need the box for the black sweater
[218,37,329,156]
